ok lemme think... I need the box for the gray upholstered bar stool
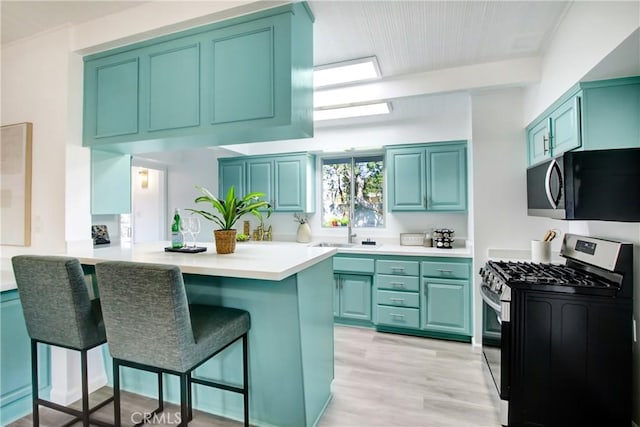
[11,255,114,427]
[95,261,250,427]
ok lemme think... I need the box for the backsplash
[241,211,469,244]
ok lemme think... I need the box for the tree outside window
[321,155,384,228]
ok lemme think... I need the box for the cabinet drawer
[421,261,470,279]
[377,290,419,308]
[376,260,419,276]
[377,275,420,292]
[376,306,419,329]
[333,257,374,274]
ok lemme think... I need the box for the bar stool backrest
[95,261,196,371]
[12,255,103,350]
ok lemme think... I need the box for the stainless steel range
[479,233,634,427]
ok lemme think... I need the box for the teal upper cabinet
[425,144,467,211]
[387,148,425,211]
[528,118,552,165]
[219,153,315,212]
[579,77,640,150]
[147,38,201,132]
[246,157,274,210]
[219,158,245,197]
[88,56,139,139]
[526,77,640,166]
[90,149,131,214]
[387,141,467,212]
[527,95,581,165]
[83,3,314,154]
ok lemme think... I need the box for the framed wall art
[1,122,32,246]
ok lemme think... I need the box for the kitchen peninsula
[70,242,337,427]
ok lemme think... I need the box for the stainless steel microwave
[527,148,640,222]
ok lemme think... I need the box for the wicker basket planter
[214,229,237,254]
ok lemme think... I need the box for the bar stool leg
[157,371,164,413]
[81,350,90,427]
[31,339,40,427]
[179,373,189,427]
[113,359,121,427]
[243,333,249,427]
[187,371,193,421]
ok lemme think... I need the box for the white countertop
[324,242,472,258]
[68,241,338,281]
[1,240,473,292]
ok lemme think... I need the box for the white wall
[470,88,570,343]
[1,27,73,256]
[523,1,640,124]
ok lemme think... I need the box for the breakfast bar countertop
[65,241,337,281]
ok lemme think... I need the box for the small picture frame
[91,225,111,245]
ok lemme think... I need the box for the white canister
[531,240,551,263]
[296,222,312,243]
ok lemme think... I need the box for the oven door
[481,285,511,426]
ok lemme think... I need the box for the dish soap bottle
[171,208,183,248]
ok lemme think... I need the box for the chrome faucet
[347,215,356,244]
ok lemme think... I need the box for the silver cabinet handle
[390,313,405,319]
[543,134,550,155]
[390,266,405,272]
[390,282,405,288]
[438,269,453,274]
[389,297,405,304]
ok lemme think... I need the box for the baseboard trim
[50,375,107,406]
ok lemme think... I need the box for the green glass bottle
[171,208,183,248]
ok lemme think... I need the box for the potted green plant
[187,185,271,254]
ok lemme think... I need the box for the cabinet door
[91,149,131,215]
[84,55,139,141]
[274,156,305,211]
[246,158,273,203]
[218,159,245,198]
[147,40,201,132]
[338,274,372,321]
[550,95,581,155]
[208,18,276,124]
[387,148,426,211]
[420,278,470,336]
[425,144,466,211]
[528,118,551,166]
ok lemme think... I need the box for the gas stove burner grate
[488,261,615,289]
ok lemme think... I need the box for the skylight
[313,57,389,121]
[314,57,381,88]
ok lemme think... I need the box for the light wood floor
[9,326,500,426]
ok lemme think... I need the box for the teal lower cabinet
[420,278,470,336]
[332,255,374,326]
[371,256,472,343]
[334,274,372,321]
[0,290,51,425]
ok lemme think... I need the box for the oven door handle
[480,285,502,315]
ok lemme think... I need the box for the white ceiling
[1,0,570,71]
[312,1,569,76]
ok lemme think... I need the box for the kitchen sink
[312,242,356,248]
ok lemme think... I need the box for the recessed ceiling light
[314,102,391,121]
[314,57,381,88]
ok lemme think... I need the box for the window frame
[320,152,385,229]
